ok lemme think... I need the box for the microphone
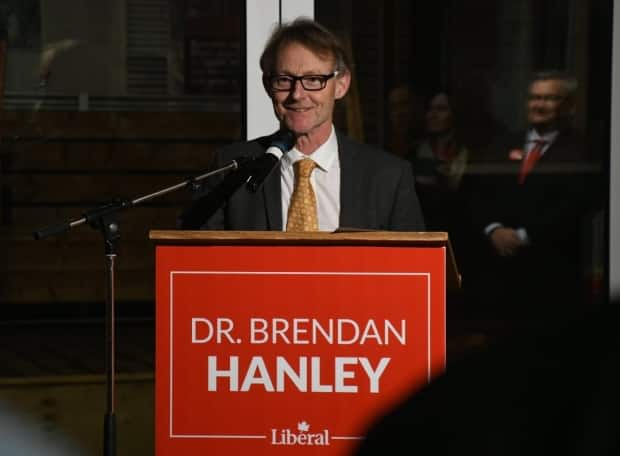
[178,129,296,229]
[246,129,296,192]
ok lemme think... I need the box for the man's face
[526,79,570,132]
[266,42,350,137]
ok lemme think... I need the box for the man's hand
[489,227,525,256]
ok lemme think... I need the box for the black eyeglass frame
[268,71,340,92]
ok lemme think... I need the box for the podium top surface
[150,229,447,244]
[150,230,460,289]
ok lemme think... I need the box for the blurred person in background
[464,70,603,332]
[354,297,620,456]
[0,400,84,455]
[408,90,476,341]
[409,90,469,238]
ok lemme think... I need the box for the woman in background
[409,90,469,236]
[409,90,476,327]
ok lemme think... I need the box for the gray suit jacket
[181,131,425,231]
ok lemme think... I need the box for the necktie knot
[296,158,317,178]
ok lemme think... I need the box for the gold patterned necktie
[286,158,318,231]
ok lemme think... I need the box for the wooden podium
[150,230,459,455]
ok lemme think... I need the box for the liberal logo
[271,421,330,446]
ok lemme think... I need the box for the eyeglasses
[528,94,565,102]
[269,72,339,91]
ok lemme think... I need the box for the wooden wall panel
[8,173,205,203]
[0,270,154,303]
[0,111,240,306]
[7,141,218,171]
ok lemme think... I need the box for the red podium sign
[152,231,453,455]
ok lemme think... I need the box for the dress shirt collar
[525,129,559,155]
[526,128,559,146]
[282,125,339,172]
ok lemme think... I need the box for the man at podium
[180,18,425,232]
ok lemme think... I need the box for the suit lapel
[337,133,363,229]
[263,164,283,230]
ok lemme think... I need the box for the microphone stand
[33,159,244,456]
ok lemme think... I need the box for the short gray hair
[530,70,578,98]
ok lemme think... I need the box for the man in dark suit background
[180,18,425,232]
[465,71,601,328]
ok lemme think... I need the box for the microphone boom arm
[33,159,243,239]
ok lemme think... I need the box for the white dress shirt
[280,126,340,231]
